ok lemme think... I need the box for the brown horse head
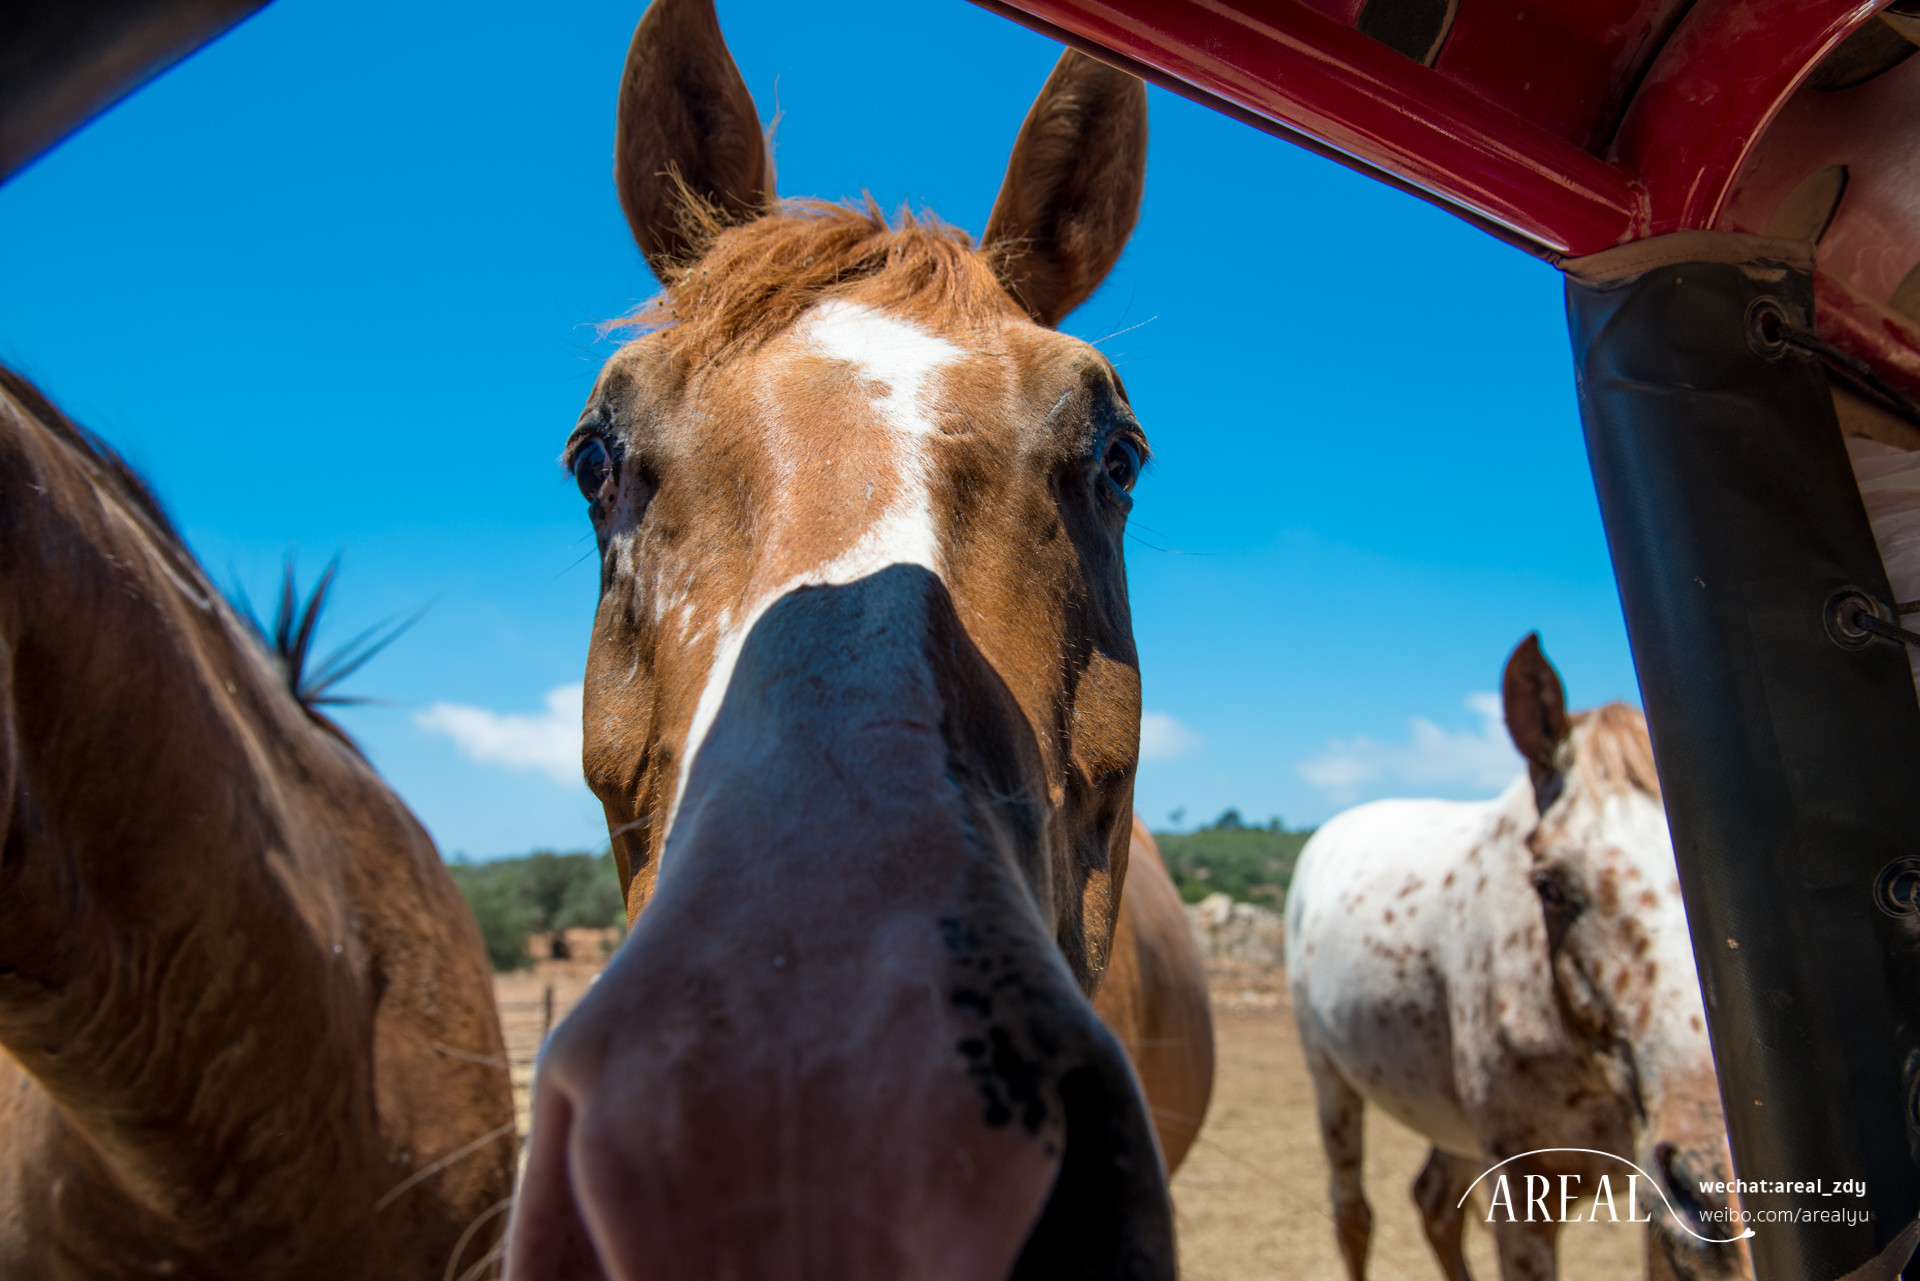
[507,4,1165,1278]
[0,368,517,1276]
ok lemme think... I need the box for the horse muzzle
[504,567,1173,1281]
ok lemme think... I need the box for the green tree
[446,850,626,969]
[447,860,537,971]
[1154,812,1314,906]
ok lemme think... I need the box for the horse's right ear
[615,0,772,278]
[984,50,1147,327]
[1503,633,1570,778]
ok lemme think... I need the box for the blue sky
[0,0,1638,856]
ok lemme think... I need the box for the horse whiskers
[432,1043,512,1070]
[606,814,654,841]
[1087,314,1158,346]
[443,1197,515,1281]
[452,1240,509,1281]
[373,1122,517,1213]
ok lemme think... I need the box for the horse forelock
[615,199,1024,366]
[1569,701,1661,803]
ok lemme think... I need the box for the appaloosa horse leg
[1647,1225,1685,1281]
[1306,1049,1373,1281]
[1413,1147,1479,1281]
[1491,1213,1561,1281]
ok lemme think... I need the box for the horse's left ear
[1503,633,1570,789]
[615,0,773,278]
[984,50,1147,327]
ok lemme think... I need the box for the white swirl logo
[1456,1148,1755,1243]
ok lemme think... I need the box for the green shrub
[453,870,538,971]
[1154,809,1313,907]
[447,850,626,970]
[449,814,1311,968]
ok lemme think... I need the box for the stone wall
[1185,892,1285,969]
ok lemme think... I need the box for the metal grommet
[1875,857,1920,918]
[1825,587,1886,650]
[1747,296,1790,357]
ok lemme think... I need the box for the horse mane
[1571,701,1662,802]
[1,362,395,739]
[232,559,418,739]
[619,198,1023,364]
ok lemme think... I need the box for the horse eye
[573,437,612,501]
[1532,870,1583,950]
[1103,437,1141,493]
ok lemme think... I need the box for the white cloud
[1295,691,1522,806]
[1139,711,1203,761]
[414,684,584,786]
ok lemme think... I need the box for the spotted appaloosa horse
[505,2,1212,1277]
[0,367,516,1279]
[1287,636,1749,1281]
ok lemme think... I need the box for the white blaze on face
[661,300,965,857]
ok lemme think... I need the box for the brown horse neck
[0,376,511,1271]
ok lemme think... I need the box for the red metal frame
[978,0,1920,422]
[981,0,1643,255]
[1615,0,1883,238]
[1429,0,1689,156]
[979,0,1880,258]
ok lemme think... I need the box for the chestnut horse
[0,367,516,1279]
[1288,636,1748,1281]
[508,3,1211,1277]
[1100,819,1214,1173]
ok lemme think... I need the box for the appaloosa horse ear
[1503,633,1571,784]
[984,50,1147,327]
[615,0,773,277]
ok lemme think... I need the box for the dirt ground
[495,939,1646,1281]
[1175,972,1643,1281]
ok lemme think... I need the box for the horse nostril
[1008,1061,1174,1281]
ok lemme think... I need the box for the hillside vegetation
[1154,810,1313,907]
[451,810,1308,971]
[447,851,625,971]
